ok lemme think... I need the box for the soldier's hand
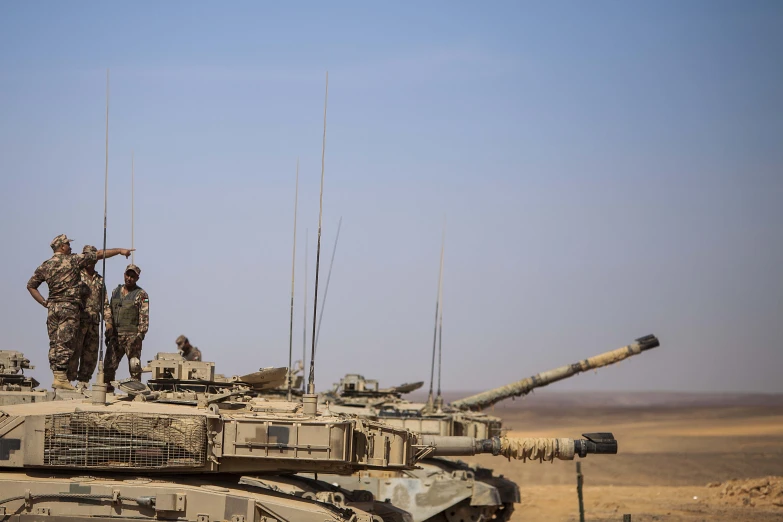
[105,324,114,336]
[121,248,135,258]
[41,299,48,309]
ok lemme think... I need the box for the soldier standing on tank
[67,245,111,390]
[104,264,149,389]
[27,234,133,391]
[175,335,202,361]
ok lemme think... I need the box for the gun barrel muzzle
[574,432,618,457]
[635,334,660,352]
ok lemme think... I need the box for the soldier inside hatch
[27,234,133,391]
[175,335,202,362]
[104,264,149,391]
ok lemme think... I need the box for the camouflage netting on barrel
[499,437,575,462]
[44,411,207,469]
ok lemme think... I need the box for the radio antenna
[307,71,328,397]
[302,228,308,393]
[426,225,445,412]
[314,215,342,353]
[131,150,135,265]
[287,159,299,401]
[92,68,110,403]
[435,298,444,409]
[435,220,446,410]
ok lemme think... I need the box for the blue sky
[1,1,781,393]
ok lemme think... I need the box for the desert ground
[452,392,783,521]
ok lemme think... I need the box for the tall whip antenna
[99,69,110,365]
[436,298,444,408]
[92,68,110,403]
[426,225,446,411]
[302,228,308,393]
[307,71,328,395]
[131,150,134,264]
[435,220,446,409]
[287,159,299,401]
[314,215,342,353]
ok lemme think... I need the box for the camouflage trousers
[104,332,142,383]
[46,301,80,371]
[67,316,99,382]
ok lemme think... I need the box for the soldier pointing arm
[26,234,133,390]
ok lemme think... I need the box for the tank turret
[0,350,37,388]
[0,350,52,405]
[326,335,659,436]
[330,374,423,399]
[0,351,33,375]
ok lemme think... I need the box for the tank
[318,335,659,521]
[0,352,617,522]
[0,352,398,521]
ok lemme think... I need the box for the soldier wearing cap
[27,234,133,390]
[175,335,202,362]
[68,245,112,389]
[104,264,149,388]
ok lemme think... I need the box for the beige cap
[50,234,75,251]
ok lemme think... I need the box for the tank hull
[302,462,503,522]
[0,471,383,522]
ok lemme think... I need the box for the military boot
[52,371,76,391]
[77,381,90,391]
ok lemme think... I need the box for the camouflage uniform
[175,335,202,362]
[27,237,98,371]
[105,269,149,383]
[182,345,202,362]
[68,267,111,382]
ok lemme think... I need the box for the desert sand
[456,392,783,521]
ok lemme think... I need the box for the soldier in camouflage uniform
[175,335,202,362]
[68,245,112,389]
[104,264,149,389]
[27,234,133,390]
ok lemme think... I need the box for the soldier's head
[50,234,74,254]
[176,335,192,352]
[124,264,141,288]
[82,245,98,269]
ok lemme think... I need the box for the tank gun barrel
[420,433,617,461]
[451,334,660,411]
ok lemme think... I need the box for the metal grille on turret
[44,412,207,469]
